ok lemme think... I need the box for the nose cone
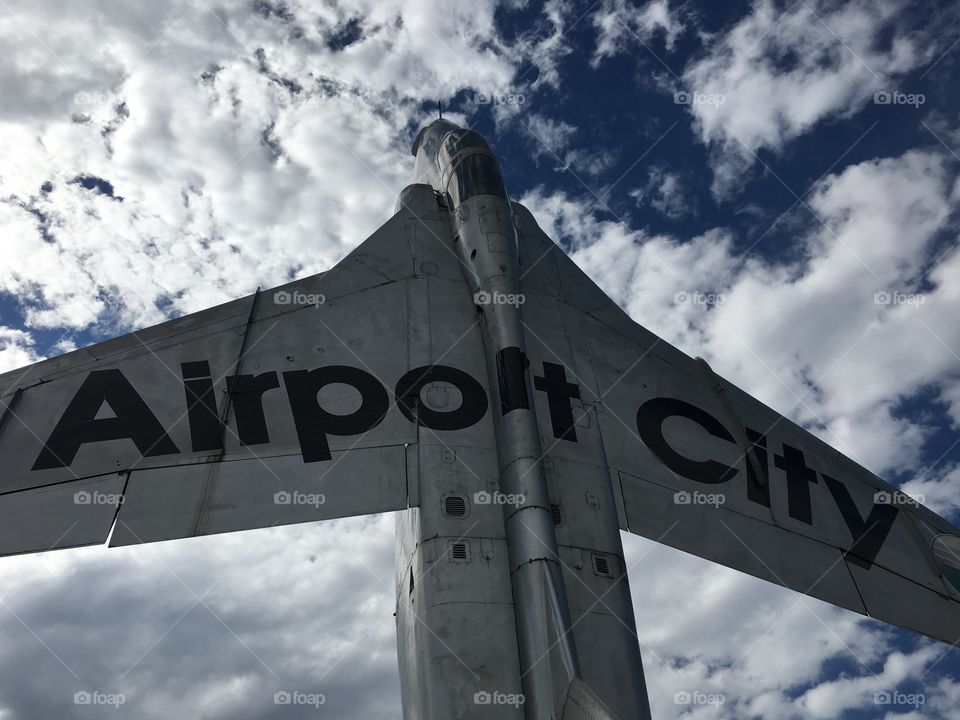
[411,118,463,159]
[411,120,507,206]
[411,119,464,191]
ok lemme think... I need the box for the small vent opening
[550,504,563,526]
[444,495,467,517]
[450,542,469,561]
[592,554,612,577]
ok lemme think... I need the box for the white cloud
[630,165,696,219]
[681,0,933,197]
[520,112,615,177]
[0,0,559,335]
[0,515,400,719]
[591,0,684,67]
[797,646,939,718]
[0,327,42,375]
[903,464,960,518]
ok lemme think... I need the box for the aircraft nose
[412,120,507,206]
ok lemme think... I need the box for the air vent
[550,504,564,526]
[592,553,613,578]
[443,495,468,517]
[450,541,470,562]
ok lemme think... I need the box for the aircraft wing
[512,202,960,646]
[0,184,477,556]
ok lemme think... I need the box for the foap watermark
[274,490,326,508]
[674,291,726,307]
[473,690,525,708]
[74,490,124,506]
[874,291,925,306]
[274,691,326,708]
[73,91,121,107]
[474,91,526,106]
[74,691,125,708]
[274,290,326,308]
[874,690,925,708]
[875,491,924,507]
[474,490,525,507]
[674,90,725,106]
[674,690,725,706]
[474,290,525,307]
[874,90,925,108]
[674,490,725,508]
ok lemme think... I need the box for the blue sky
[1,0,960,717]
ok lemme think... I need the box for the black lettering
[32,369,179,470]
[774,444,819,524]
[496,347,529,415]
[394,365,487,430]
[745,427,771,509]
[227,372,281,445]
[282,366,389,463]
[822,474,899,569]
[636,398,737,484]
[533,361,581,442]
[181,361,223,453]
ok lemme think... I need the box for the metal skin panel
[393,182,527,719]
[512,200,960,648]
[0,474,126,556]
[618,469,865,613]
[111,446,408,545]
[396,525,525,720]
[396,429,526,719]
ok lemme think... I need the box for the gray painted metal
[412,120,626,720]
[0,474,126,556]
[0,120,958,720]
[393,181,526,720]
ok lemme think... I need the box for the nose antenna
[438,100,443,119]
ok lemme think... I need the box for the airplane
[1,118,959,720]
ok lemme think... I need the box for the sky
[1,0,960,717]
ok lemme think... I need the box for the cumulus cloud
[681,0,933,197]
[0,0,561,336]
[591,0,684,67]
[520,112,615,177]
[0,327,42,375]
[903,464,960,518]
[629,165,696,219]
[0,515,400,720]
